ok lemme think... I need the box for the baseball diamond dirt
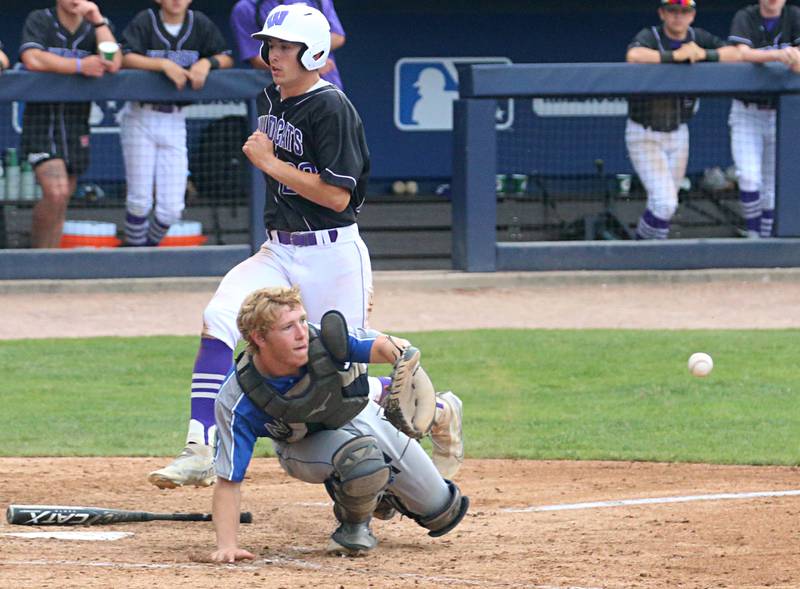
[1,269,799,589]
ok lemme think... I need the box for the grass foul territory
[1,330,797,464]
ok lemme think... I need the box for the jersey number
[279,162,318,197]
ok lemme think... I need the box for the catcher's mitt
[383,346,436,439]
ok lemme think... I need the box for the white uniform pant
[728,100,776,210]
[625,119,689,221]
[120,103,188,224]
[204,224,373,350]
[274,402,451,518]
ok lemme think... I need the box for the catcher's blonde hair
[237,286,304,355]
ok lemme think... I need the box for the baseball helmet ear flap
[252,4,331,72]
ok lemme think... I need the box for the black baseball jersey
[257,82,370,231]
[121,9,231,67]
[729,4,800,49]
[627,26,726,132]
[728,5,800,107]
[18,8,112,169]
[19,8,108,60]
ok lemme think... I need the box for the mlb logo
[394,57,513,132]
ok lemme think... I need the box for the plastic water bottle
[20,160,35,201]
[5,148,20,201]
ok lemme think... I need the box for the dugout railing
[453,62,800,272]
[0,69,268,279]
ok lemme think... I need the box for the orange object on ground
[159,235,208,247]
[60,235,122,248]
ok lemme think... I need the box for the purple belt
[271,229,339,247]
[141,102,182,114]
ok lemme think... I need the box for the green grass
[1,330,798,465]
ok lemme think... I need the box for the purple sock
[124,211,148,246]
[740,190,761,233]
[635,208,670,240]
[146,215,170,246]
[760,209,774,238]
[190,338,234,444]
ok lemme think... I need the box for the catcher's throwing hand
[210,547,255,564]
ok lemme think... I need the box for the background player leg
[759,111,777,238]
[729,101,764,238]
[121,106,157,246]
[31,160,76,248]
[626,122,678,240]
[147,110,188,245]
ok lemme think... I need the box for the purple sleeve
[321,0,345,36]
[230,0,263,62]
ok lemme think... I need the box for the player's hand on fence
[210,547,255,564]
[161,59,191,90]
[188,59,212,91]
[79,55,106,78]
[784,47,800,72]
[673,42,705,64]
[242,131,276,171]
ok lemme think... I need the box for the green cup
[508,174,528,195]
[98,41,119,61]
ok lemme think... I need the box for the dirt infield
[2,269,800,588]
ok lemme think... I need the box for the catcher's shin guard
[326,435,391,523]
[417,480,469,537]
[381,480,469,537]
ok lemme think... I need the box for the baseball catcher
[210,286,469,561]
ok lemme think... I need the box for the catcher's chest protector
[235,330,369,429]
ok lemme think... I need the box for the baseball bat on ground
[6,505,253,526]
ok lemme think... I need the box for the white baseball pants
[625,119,689,221]
[729,100,776,210]
[120,103,188,225]
[203,224,373,350]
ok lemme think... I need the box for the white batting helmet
[252,4,331,72]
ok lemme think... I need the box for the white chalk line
[1,556,599,589]
[1,531,132,541]
[502,489,800,513]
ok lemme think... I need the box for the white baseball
[688,352,713,377]
[391,180,406,195]
[405,180,419,195]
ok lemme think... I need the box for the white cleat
[430,391,464,480]
[148,444,216,489]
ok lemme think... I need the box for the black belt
[631,119,680,133]
[270,229,339,247]
[140,102,183,114]
[742,100,775,111]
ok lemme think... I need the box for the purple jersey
[230,0,345,89]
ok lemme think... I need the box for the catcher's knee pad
[384,480,469,538]
[327,435,391,523]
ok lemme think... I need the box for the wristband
[76,58,82,74]
[207,56,220,70]
[660,51,675,63]
[705,49,719,62]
